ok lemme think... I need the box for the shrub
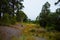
[10,16,16,24]
[1,13,11,26]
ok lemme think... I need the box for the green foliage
[10,16,16,24]
[38,2,60,31]
[35,16,40,24]
[0,13,17,26]
[0,0,24,25]
[16,11,27,22]
[1,13,11,26]
[48,8,60,31]
[39,2,50,28]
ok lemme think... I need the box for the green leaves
[1,13,11,26]
[39,2,50,28]
[16,11,27,22]
[0,0,24,25]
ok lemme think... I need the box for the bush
[46,24,56,31]
[40,20,47,28]
[0,13,16,26]
[10,16,16,24]
[1,13,11,26]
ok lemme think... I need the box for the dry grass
[21,23,60,40]
[5,22,60,40]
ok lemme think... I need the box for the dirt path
[0,24,46,40]
[0,24,25,40]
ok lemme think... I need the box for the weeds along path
[22,23,46,40]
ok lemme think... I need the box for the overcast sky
[22,0,60,20]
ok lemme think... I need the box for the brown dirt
[0,24,25,40]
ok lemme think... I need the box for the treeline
[0,0,28,26]
[36,2,60,31]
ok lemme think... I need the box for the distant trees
[35,16,40,24]
[37,2,60,31]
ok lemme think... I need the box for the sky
[22,0,60,20]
